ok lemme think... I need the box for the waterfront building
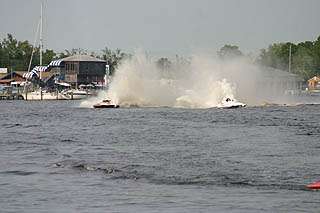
[0,71,26,86]
[258,67,304,95]
[45,55,107,88]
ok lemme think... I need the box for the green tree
[218,44,243,59]
[156,57,172,70]
[0,34,56,71]
[257,36,320,80]
[313,36,320,75]
[156,57,172,78]
[257,42,294,71]
[56,48,88,59]
[43,49,57,64]
[101,47,129,75]
[0,34,32,71]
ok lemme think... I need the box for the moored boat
[21,89,69,100]
[62,89,93,100]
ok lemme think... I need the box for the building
[47,55,107,87]
[0,71,26,86]
[307,76,320,90]
[259,67,304,94]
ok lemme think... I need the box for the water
[1,101,320,212]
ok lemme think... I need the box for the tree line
[217,36,320,80]
[0,34,55,71]
[256,36,320,80]
[0,34,129,75]
[156,37,320,81]
[1,33,319,80]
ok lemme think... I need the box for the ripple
[23,124,41,128]
[0,170,38,176]
[2,123,22,128]
[60,139,78,143]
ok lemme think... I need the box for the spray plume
[81,50,307,108]
[107,51,258,108]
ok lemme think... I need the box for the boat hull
[93,104,119,108]
[217,104,246,109]
[218,105,243,109]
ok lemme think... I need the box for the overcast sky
[1,0,319,56]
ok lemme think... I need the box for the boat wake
[53,160,308,191]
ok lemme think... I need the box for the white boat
[22,87,95,101]
[93,99,119,108]
[23,1,60,101]
[62,89,93,100]
[217,97,246,109]
[21,90,69,100]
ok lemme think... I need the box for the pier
[0,93,24,100]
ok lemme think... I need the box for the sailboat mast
[39,1,43,79]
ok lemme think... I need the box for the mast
[27,20,40,73]
[40,1,43,78]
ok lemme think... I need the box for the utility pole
[288,44,292,73]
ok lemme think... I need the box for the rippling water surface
[1,101,320,212]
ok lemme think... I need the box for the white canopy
[55,82,71,87]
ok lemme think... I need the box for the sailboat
[22,1,69,101]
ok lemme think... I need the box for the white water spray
[106,51,242,108]
[81,50,305,108]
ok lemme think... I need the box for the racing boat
[217,97,246,109]
[93,99,119,108]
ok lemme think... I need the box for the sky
[0,0,320,57]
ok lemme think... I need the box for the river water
[0,101,320,212]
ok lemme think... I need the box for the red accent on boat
[306,181,320,189]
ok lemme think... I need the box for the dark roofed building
[48,55,107,87]
[0,71,26,86]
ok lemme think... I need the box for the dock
[0,93,24,100]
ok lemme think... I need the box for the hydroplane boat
[217,97,246,109]
[93,99,119,108]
